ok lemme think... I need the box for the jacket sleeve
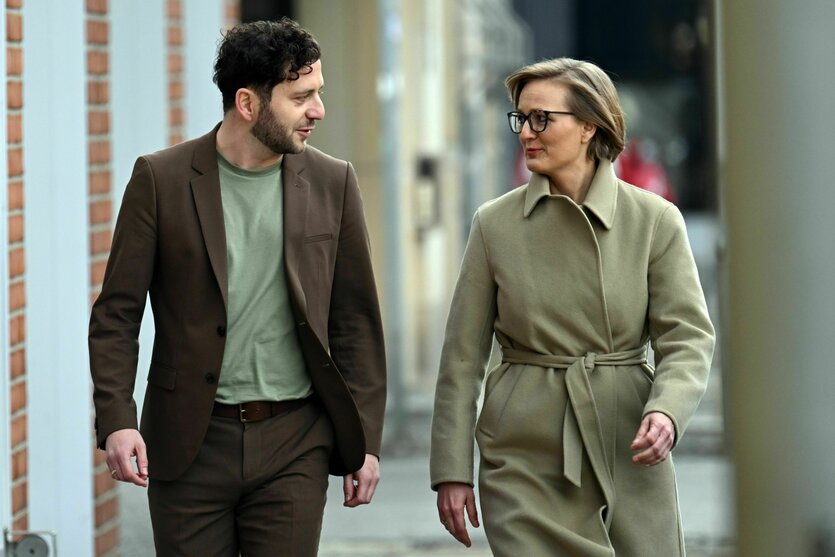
[327,162,387,457]
[644,204,716,444]
[89,157,157,449]
[430,212,497,489]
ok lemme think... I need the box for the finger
[117,455,145,486]
[466,490,480,528]
[343,475,356,505]
[633,432,673,465]
[136,441,149,480]
[632,420,661,450]
[451,501,472,547]
[631,416,651,447]
[355,472,379,505]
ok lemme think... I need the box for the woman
[430,58,715,556]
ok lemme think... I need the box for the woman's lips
[525,148,542,157]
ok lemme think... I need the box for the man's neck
[215,117,283,170]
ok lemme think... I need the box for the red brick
[87,20,108,44]
[88,81,109,104]
[87,50,108,75]
[8,179,23,210]
[8,145,23,177]
[9,280,25,311]
[167,52,182,74]
[225,1,240,24]
[10,413,26,446]
[86,0,108,15]
[11,514,28,533]
[94,467,116,497]
[7,46,22,76]
[11,481,27,514]
[90,199,112,225]
[10,380,26,413]
[94,448,107,466]
[167,25,183,46]
[88,110,110,134]
[169,106,183,127]
[7,0,23,9]
[89,140,111,165]
[6,12,22,42]
[9,247,25,277]
[10,348,25,378]
[11,447,27,480]
[169,133,183,146]
[95,525,119,555]
[8,112,22,144]
[90,229,113,255]
[91,260,108,286]
[95,496,118,527]
[90,289,101,307]
[7,80,23,109]
[90,170,111,194]
[167,0,182,19]
[168,80,183,101]
[8,213,23,242]
[10,313,25,345]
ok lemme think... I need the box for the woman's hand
[436,482,480,547]
[631,411,676,466]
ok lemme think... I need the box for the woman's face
[517,79,595,177]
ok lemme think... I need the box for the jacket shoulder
[475,186,527,224]
[616,178,678,220]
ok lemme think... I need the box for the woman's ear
[581,121,597,144]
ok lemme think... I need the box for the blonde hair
[505,58,626,162]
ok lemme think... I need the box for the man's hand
[343,454,380,507]
[105,428,149,487]
[631,411,676,466]
[437,482,480,547]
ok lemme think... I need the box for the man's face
[250,59,325,155]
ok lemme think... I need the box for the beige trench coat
[430,160,715,556]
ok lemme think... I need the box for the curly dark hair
[213,18,321,112]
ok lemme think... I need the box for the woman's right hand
[436,482,480,547]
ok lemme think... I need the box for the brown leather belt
[212,396,311,423]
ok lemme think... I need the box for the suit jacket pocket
[303,233,333,244]
[476,363,518,439]
[147,362,177,391]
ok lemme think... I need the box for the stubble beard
[251,104,304,156]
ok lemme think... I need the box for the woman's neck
[547,158,598,204]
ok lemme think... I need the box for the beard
[250,103,304,155]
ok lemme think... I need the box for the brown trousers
[148,400,334,557]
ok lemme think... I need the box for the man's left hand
[343,453,380,507]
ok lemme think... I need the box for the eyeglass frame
[507,109,575,134]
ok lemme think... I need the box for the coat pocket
[476,363,520,438]
[147,362,177,391]
[303,233,333,244]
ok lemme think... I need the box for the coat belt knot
[500,345,648,528]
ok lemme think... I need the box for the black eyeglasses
[507,109,575,134]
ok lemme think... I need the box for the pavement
[119,451,734,556]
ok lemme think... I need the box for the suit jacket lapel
[282,153,309,318]
[189,125,229,311]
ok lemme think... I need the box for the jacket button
[297,321,307,327]
[217,326,226,337]
[204,373,216,384]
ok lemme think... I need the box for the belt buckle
[238,404,248,423]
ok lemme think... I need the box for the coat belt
[500,345,648,528]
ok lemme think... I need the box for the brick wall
[86,0,119,555]
[167,0,184,146]
[7,0,28,536]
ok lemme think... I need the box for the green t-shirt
[214,153,311,403]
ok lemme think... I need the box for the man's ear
[235,88,258,123]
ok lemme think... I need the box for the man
[89,19,386,556]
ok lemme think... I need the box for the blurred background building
[3,0,833,556]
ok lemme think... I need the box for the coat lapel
[282,153,309,317]
[189,125,229,311]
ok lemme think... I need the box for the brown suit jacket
[89,126,386,481]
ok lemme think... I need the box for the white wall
[183,0,225,138]
[22,0,93,554]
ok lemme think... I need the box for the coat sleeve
[644,204,716,444]
[327,162,387,457]
[89,157,157,449]
[430,212,497,489]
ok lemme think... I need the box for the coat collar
[523,158,619,230]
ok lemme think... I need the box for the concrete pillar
[722,1,835,554]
